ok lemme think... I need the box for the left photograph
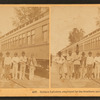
[0,6,49,88]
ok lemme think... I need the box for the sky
[0,6,16,35]
[51,6,99,55]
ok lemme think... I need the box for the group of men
[0,51,37,81]
[55,49,100,80]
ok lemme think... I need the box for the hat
[6,52,10,55]
[22,51,25,54]
[88,52,92,54]
[82,52,85,55]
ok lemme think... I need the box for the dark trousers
[74,64,80,79]
[87,65,93,79]
[4,65,11,79]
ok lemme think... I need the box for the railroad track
[91,78,100,86]
[9,79,26,88]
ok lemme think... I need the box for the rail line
[91,78,100,86]
[9,79,26,88]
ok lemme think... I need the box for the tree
[68,28,84,44]
[12,7,48,27]
[96,7,100,27]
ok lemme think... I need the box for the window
[19,35,22,46]
[8,39,9,49]
[84,42,86,51]
[99,37,100,48]
[13,37,15,48]
[5,41,7,49]
[97,37,99,48]
[42,24,49,42]
[10,38,12,49]
[15,36,18,48]
[94,38,96,49]
[6,40,8,49]
[31,30,35,44]
[22,33,26,45]
[43,24,48,31]
[91,39,93,49]
[11,38,14,47]
[86,41,88,50]
[13,37,15,45]
[27,31,31,45]
[4,41,5,50]
[87,40,90,50]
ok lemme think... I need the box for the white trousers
[13,64,18,79]
[20,64,26,80]
[95,64,100,79]
[29,66,35,80]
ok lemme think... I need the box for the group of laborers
[55,49,100,80]
[0,51,37,81]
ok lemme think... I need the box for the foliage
[12,7,48,27]
[68,28,84,44]
[96,7,100,27]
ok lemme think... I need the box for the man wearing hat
[4,52,12,80]
[80,52,87,79]
[66,50,73,79]
[0,52,4,79]
[12,52,20,79]
[94,52,100,79]
[19,51,27,80]
[86,52,94,79]
[73,49,81,79]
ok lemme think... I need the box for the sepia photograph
[51,6,100,88]
[0,6,49,88]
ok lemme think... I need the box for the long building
[0,8,49,71]
[61,28,100,56]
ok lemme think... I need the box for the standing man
[4,52,12,80]
[73,50,81,79]
[12,52,20,79]
[28,53,37,80]
[94,52,100,79]
[66,51,73,79]
[56,51,65,79]
[0,52,4,79]
[80,52,87,79]
[86,52,94,79]
[19,51,27,80]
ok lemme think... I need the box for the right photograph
[51,6,100,88]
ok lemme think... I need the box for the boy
[73,50,81,79]
[19,51,27,80]
[12,52,20,79]
[4,52,12,80]
[86,52,94,79]
[56,51,65,79]
[80,52,86,79]
[94,52,100,79]
[0,52,4,79]
[28,53,37,80]
[66,51,73,79]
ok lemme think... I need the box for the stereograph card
[0,4,99,97]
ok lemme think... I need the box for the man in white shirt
[12,52,20,79]
[19,51,27,80]
[94,52,100,79]
[4,52,12,80]
[56,51,65,79]
[66,51,73,79]
[86,52,94,79]
[73,50,81,79]
[80,52,87,79]
[28,53,37,80]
